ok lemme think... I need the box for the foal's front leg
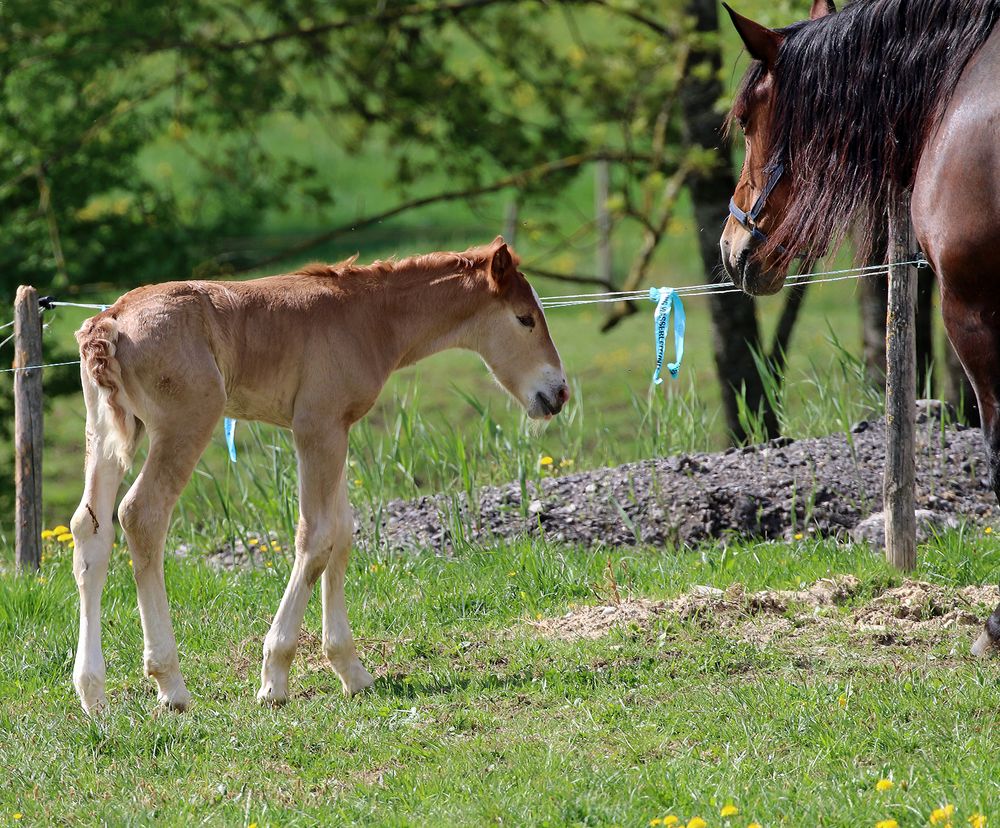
[321,471,374,695]
[258,426,346,705]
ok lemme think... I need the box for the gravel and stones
[361,414,998,553]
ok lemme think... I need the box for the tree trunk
[679,0,777,441]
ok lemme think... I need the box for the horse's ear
[487,238,514,295]
[810,0,835,19]
[723,4,783,69]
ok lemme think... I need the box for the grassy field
[2,530,1000,826]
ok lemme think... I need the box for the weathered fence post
[884,194,917,571]
[14,285,44,572]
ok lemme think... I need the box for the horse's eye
[517,314,535,329]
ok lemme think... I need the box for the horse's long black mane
[733,0,1000,266]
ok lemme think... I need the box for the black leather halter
[728,162,786,253]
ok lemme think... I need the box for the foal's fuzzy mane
[296,244,518,282]
[731,0,1000,267]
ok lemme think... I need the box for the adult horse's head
[475,236,569,420]
[720,0,836,295]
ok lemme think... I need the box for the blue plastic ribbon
[649,287,685,384]
[224,417,238,462]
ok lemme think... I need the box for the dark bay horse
[719,0,1000,654]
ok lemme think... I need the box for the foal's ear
[487,237,514,295]
[723,4,784,69]
[810,0,836,19]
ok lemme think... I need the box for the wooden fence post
[884,195,917,571]
[14,285,44,573]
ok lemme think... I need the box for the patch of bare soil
[529,576,999,648]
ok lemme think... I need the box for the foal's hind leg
[119,397,224,709]
[941,289,1000,655]
[258,425,347,705]
[321,468,374,695]
[71,381,130,714]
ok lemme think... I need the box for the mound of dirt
[363,416,998,553]
[529,576,999,643]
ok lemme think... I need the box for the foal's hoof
[74,673,108,715]
[77,691,108,716]
[158,685,193,712]
[256,683,289,707]
[340,662,375,696]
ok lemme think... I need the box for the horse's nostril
[556,385,570,404]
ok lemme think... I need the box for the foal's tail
[76,315,138,470]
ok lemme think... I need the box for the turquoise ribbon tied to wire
[649,287,685,384]
[224,417,238,462]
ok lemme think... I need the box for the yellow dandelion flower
[36,576,46,584]
[986,526,994,534]
[931,805,956,825]
[650,820,662,827]
[687,818,708,828]
[248,538,259,546]
[748,823,763,828]
[127,559,133,568]
[354,478,362,485]
[969,815,987,828]
[13,814,23,821]
[794,532,804,540]
[663,818,679,827]
[721,804,739,817]
[57,532,74,543]
[41,529,55,540]
[559,458,575,467]
[507,570,517,577]
[249,823,257,828]
[875,820,899,828]
[876,778,894,792]
[53,525,69,534]
[265,561,273,568]
[838,694,847,707]
[535,612,543,620]
[539,456,554,466]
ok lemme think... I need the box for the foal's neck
[376,267,487,370]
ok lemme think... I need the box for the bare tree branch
[601,161,692,332]
[521,266,615,291]
[226,150,655,274]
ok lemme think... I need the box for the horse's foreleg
[941,290,1000,656]
[71,381,130,714]
[321,470,374,695]
[258,426,346,705]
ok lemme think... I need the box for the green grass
[2,532,1000,826]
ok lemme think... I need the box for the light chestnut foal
[69,237,568,714]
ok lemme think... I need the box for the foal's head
[720,0,835,295]
[473,237,569,420]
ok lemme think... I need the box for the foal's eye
[517,314,535,329]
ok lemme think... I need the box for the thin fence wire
[539,259,924,308]
[0,258,926,374]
